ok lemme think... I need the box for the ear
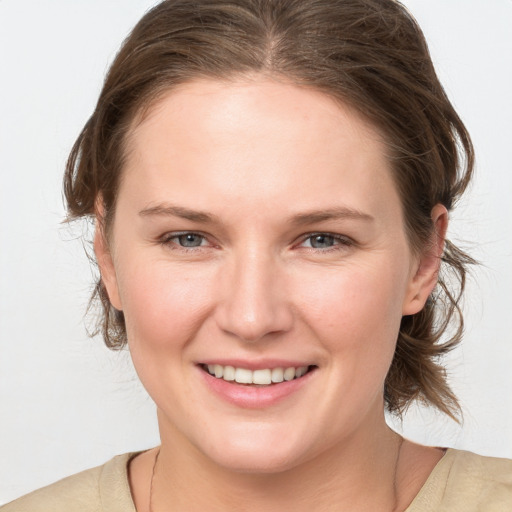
[93,201,123,311]
[402,204,448,316]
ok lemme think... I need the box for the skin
[95,78,447,511]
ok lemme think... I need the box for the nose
[214,250,293,343]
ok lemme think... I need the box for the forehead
[121,78,401,226]
[130,77,386,159]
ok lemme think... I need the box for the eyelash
[159,231,211,251]
[158,231,354,253]
[298,232,354,252]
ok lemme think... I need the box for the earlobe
[93,209,123,311]
[402,204,448,316]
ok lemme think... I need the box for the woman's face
[98,78,437,472]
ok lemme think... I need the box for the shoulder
[446,449,512,505]
[408,449,512,512]
[0,453,137,512]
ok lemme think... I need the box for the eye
[176,233,205,247]
[300,233,352,250]
[161,232,208,249]
[305,234,336,249]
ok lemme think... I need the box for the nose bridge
[216,245,292,342]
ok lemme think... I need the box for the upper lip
[197,359,315,370]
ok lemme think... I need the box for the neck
[151,414,404,512]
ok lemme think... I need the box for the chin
[206,447,303,475]
[192,422,312,474]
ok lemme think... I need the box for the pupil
[179,234,202,247]
[311,235,334,248]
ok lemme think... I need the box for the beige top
[2,449,512,511]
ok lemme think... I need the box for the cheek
[118,261,215,351]
[304,265,409,423]
[291,260,408,359]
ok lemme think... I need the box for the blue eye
[161,232,207,249]
[307,234,336,249]
[301,233,351,250]
[175,233,205,247]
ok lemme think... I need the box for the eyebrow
[139,203,374,225]
[289,207,374,226]
[139,204,218,223]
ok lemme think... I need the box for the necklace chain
[392,435,405,512]
[149,448,160,512]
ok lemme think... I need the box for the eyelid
[157,230,354,251]
[159,230,214,249]
[296,232,355,249]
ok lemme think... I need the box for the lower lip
[198,367,316,409]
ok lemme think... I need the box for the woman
[3,0,511,510]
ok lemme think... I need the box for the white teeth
[271,367,284,383]
[283,367,296,381]
[205,364,312,385]
[235,368,253,384]
[295,366,308,378]
[223,365,235,381]
[252,369,272,385]
[214,364,224,378]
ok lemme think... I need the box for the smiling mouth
[201,364,317,386]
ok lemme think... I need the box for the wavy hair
[64,0,474,419]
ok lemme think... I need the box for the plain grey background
[1,0,511,505]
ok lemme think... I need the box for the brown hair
[64,0,474,419]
